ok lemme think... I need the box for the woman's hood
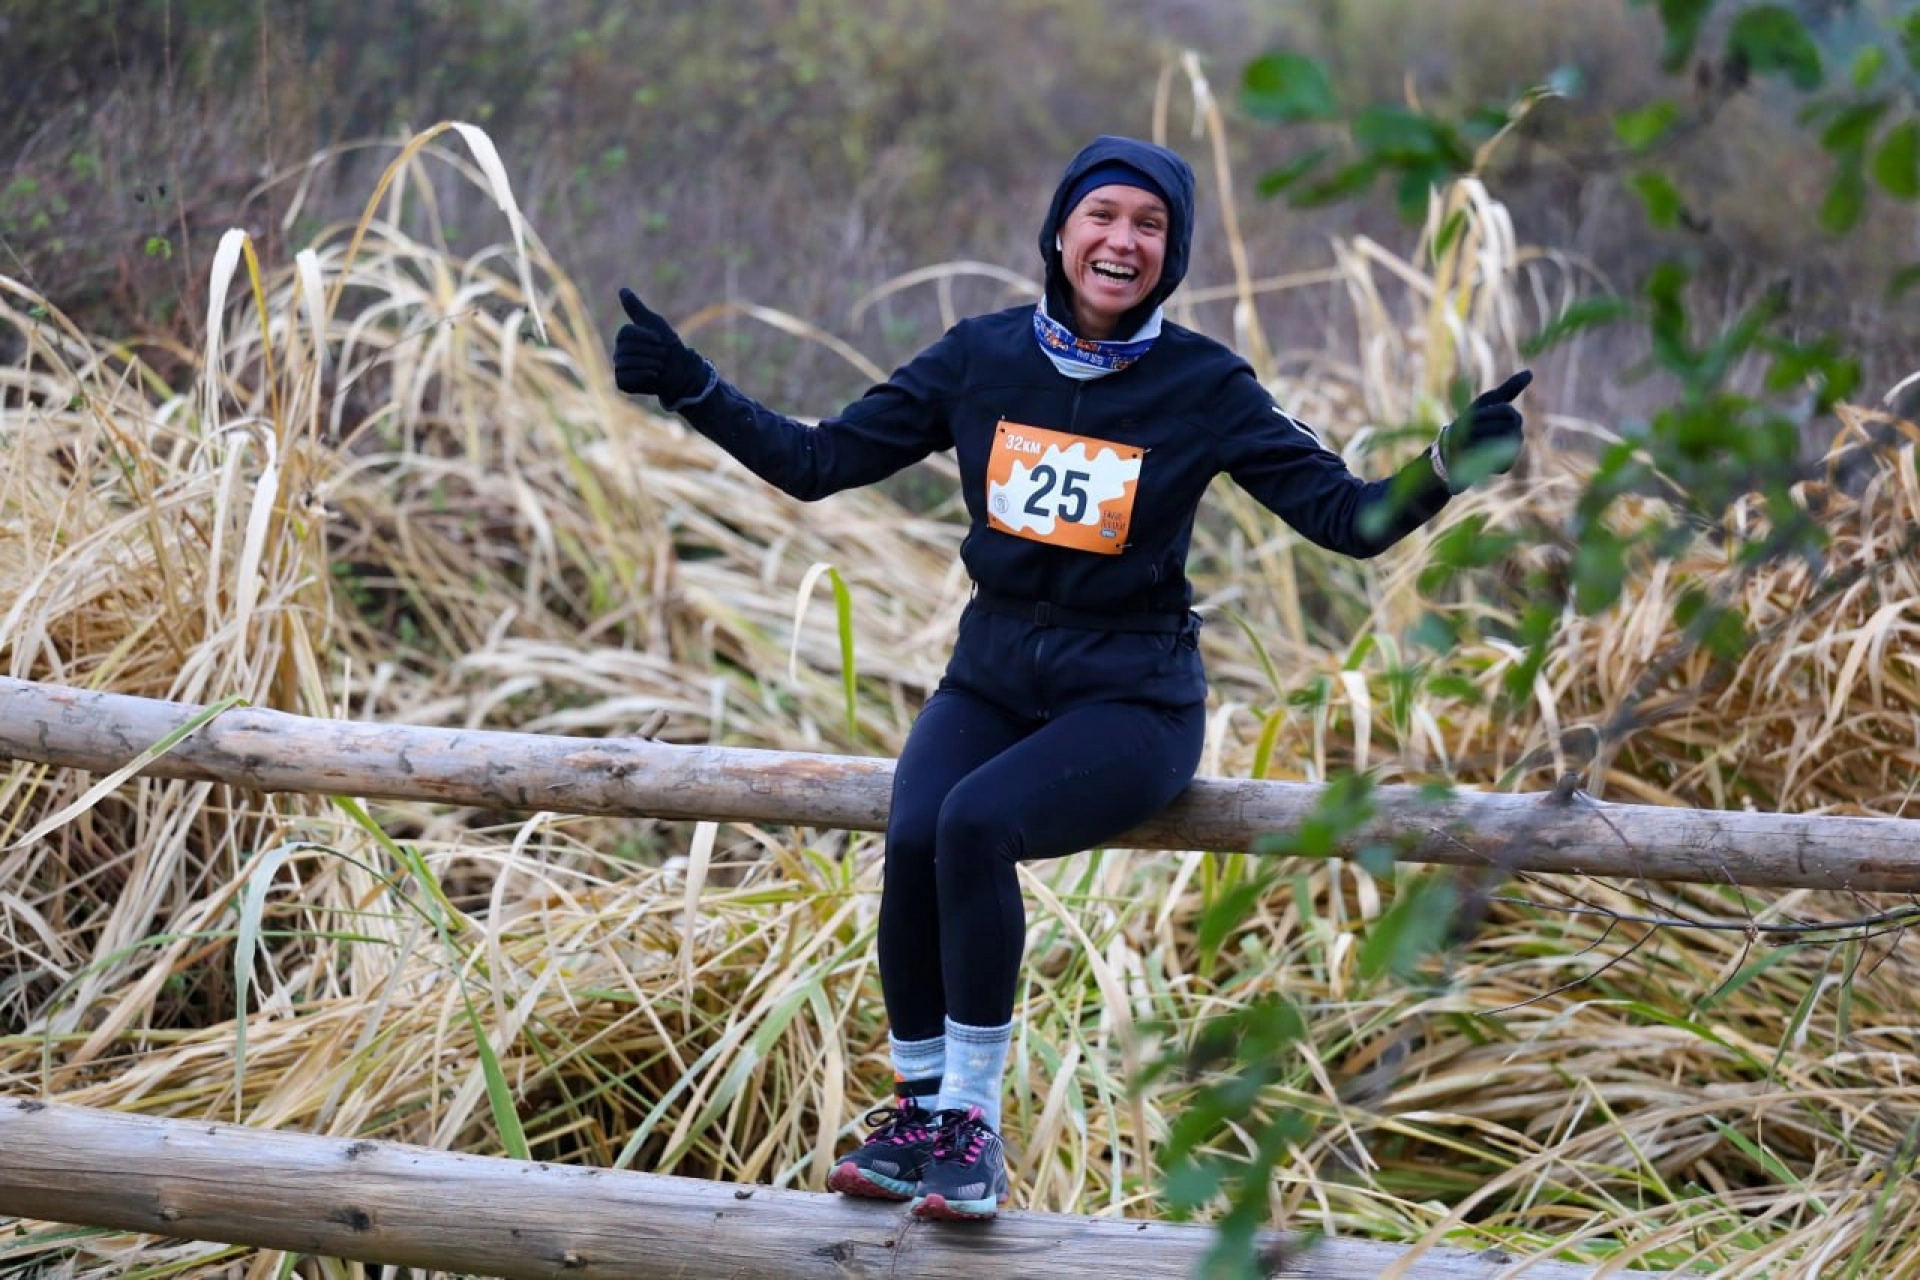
[1039,135,1197,335]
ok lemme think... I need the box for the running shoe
[909,1105,1010,1221]
[826,1089,937,1201]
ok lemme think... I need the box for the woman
[612,134,1529,1222]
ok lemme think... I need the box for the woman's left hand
[1434,369,1531,493]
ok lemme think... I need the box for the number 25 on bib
[986,420,1142,555]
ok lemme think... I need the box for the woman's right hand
[612,288,712,404]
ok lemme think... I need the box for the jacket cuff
[1395,449,1455,515]
[1428,428,1458,494]
[661,362,720,413]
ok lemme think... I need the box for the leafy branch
[1159,4,1920,1275]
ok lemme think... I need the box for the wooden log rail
[0,1099,1650,1278]
[1,675,1917,890]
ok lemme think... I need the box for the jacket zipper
[1026,379,1086,721]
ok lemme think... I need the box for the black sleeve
[670,326,965,501]
[1220,376,1450,559]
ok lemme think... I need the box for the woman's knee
[932,803,1022,881]
[885,815,937,875]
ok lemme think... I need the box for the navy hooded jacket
[673,135,1452,620]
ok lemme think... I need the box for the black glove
[613,287,712,405]
[1433,369,1531,494]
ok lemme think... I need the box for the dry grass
[3,114,1920,1280]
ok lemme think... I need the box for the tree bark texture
[1,674,1915,891]
[0,1098,1649,1278]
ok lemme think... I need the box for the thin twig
[1481,919,1651,1014]
[1487,895,1920,937]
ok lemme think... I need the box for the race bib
[985,420,1142,555]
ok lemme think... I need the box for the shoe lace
[861,1103,931,1146]
[930,1107,992,1166]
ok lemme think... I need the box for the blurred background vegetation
[4,0,1915,419]
[5,4,1920,1278]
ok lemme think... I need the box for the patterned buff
[1031,298,1162,381]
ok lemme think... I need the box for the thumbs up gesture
[1433,370,1531,494]
[612,287,714,407]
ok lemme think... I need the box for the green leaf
[1579,441,1650,518]
[1197,879,1272,960]
[1385,663,1421,731]
[1571,528,1631,615]
[1709,1120,1815,1193]
[1889,262,1920,300]
[1266,772,1376,859]
[1352,106,1440,159]
[1651,0,1715,71]
[1524,296,1633,359]
[1763,335,1860,409]
[1728,5,1825,90]
[1820,161,1869,234]
[1248,708,1286,780]
[671,983,815,1157]
[1903,13,1920,75]
[1425,512,1522,572]
[1395,161,1451,220]
[1243,51,1338,122]
[1431,208,1469,261]
[1629,170,1686,228]
[1465,103,1517,140]
[1871,120,1920,199]
[1287,674,1331,711]
[1645,261,1695,370]
[1295,157,1383,207]
[332,795,467,928]
[1222,608,1285,701]
[1424,673,1482,704]
[1353,107,1474,171]
[827,566,859,739]
[1696,281,1788,387]
[1614,100,1681,151]
[1500,603,1557,703]
[1407,610,1461,653]
[1660,402,1731,464]
[1255,147,1331,198]
[236,842,321,1120]
[1695,947,1798,1010]
[1674,587,1750,661]
[465,981,532,1161]
[1850,45,1886,92]
[1343,633,1378,671]
[1354,841,1396,878]
[1163,1156,1224,1213]
[1819,100,1889,156]
[1358,875,1459,983]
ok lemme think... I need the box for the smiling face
[1057,184,1168,340]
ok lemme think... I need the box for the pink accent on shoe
[827,1160,913,1202]
[909,1192,1000,1222]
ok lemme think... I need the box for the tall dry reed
[2,111,1919,1280]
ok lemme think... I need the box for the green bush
[1,0,1913,415]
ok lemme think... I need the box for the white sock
[939,1016,1012,1132]
[888,1031,945,1108]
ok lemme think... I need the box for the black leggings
[877,682,1207,1036]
